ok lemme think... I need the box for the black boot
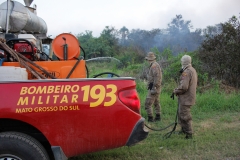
[185,133,193,139]
[154,114,161,121]
[178,127,186,135]
[148,116,155,122]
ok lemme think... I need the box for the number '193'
[81,84,117,107]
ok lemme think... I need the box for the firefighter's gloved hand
[150,88,157,95]
[170,93,174,100]
[173,88,179,96]
[148,82,153,90]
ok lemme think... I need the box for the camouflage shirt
[174,64,198,105]
[147,61,162,89]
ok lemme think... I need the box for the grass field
[71,111,240,160]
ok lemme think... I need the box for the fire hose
[144,93,179,139]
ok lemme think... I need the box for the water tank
[0,1,47,34]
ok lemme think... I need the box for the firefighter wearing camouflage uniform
[144,52,162,122]
[173,55,197,139]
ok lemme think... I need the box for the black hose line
[40,52,52,61]
[66,57,83,79]
[80,45,86,60]
[144,93,178,139]
[163,106,178,139]
[93,72,120,78]
[144,122,176,132]
[85,65,89,78]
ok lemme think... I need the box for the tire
[0,132,50,160]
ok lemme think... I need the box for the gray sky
[1,0,239,37]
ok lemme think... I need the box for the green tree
[198,16,240,88]
[167,14,192,35]
[76,31,97,58]
[76,28,120,58]
[119,26,129,46]
[127,28,161,52]
[99,26,120,57]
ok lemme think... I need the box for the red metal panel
[0,79,141,157]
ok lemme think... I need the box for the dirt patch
[198,82,239,94]
[199,120,216,131]
[219,83,239,94]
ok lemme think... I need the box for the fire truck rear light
[119,89,140,114]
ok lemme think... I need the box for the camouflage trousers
[144,90,161,117]
[178,104,193,134]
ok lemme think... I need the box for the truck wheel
[0,132,50,160]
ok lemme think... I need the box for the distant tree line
[77,15,204,59]
[76,14,240,88]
